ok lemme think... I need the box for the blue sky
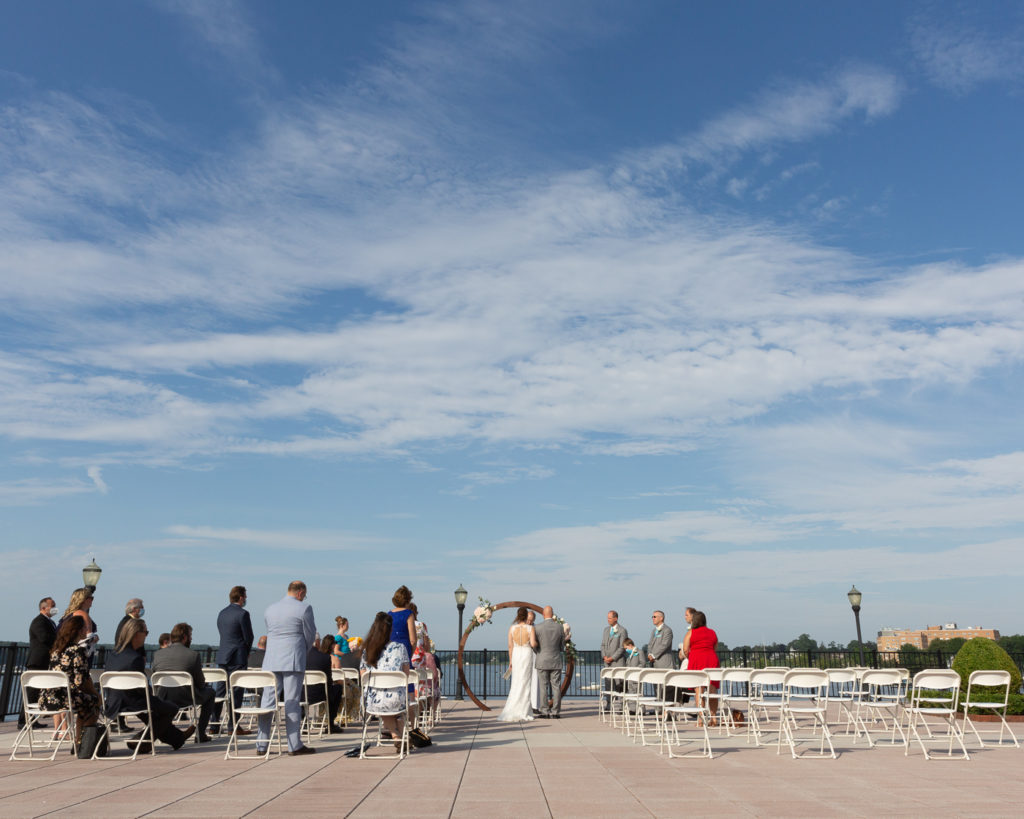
[3,1,1024,650]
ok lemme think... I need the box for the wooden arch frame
[457,600,574,712]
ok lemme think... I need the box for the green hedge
[951,637,1023,715]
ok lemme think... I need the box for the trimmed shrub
[952,638,1023,714]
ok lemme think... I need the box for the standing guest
[248,635,267,668]
[114,599,144,646]
[215,585,254,735]
[59,588,98,664]
[600,610,628,668]
[333,616,352,658]
[678,606,696,665]
[151,622,216,742]
[647,610,675,668]
[305,635,343,733]
[38,615,99,744]
[104,619,195,750]
[360,611,410,747]
[686,610,720,723]
[388,585,417,662]
[257,581,317,756]
[19,596,58,728]
[534,606,566,719]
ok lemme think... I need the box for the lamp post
[847,585,865,666]
[82,558,102,593]
[454,584,468,700]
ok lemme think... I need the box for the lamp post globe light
[82,558,102,592]
[847,585,865,666]
[454,584,468,700]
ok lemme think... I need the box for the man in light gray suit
[534,606,565,718]
[257,580,317,755]
[647,610,675,668]
[600,610,628,703]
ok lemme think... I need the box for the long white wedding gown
[497,623,535,722]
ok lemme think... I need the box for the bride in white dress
[497,607,537,722]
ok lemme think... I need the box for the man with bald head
[533,606,566,719]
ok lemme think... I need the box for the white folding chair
[961,670,1019,749]
[411,668,431,730]
[598,667,615,722]
[661,671,713,759]
[97,671,156,760]
[856,669,907,748]
[225,671,283,759]
[10,671,76,761]
[360,669,411,759]
[825,668,860,737]
[333,667,362,726]
[201,667,229,736]
[633,669,669,746]
[780,669,835,759]
[302,670,331,741]
[151,671,200,741]
[748,669,787,747]
[905,669,968,760]
[720,668,752,742]
[618,668,643,735]
[607,667,629,728]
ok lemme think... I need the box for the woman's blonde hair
[63,588,92,620]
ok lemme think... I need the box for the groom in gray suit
[257,580,317,755]
[534,606,565,719]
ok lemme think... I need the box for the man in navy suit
[216,585,254,732]
[19,596,57,727]
[257,580,316,755]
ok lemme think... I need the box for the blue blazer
[216,603,254,667]
[262,595,316,672]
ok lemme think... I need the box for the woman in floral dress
[361,612,410,744]
[38,615,99,742]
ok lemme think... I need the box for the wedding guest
[59,589,96,637]
[104,619,195,750]
[686,610,720,723]
[114,598,144,646]
[19,596,57,728]
[158,633,171,648]
[333,616,352,658]
[37,615,99,744]
[647,610,675,668]
[361,611,410,747]
[389,585,417,662]
[678,606,696,665]
[151,622,216,742]
[601,610,628,702]
[248,635,267,668]
[306,634,343,733]
[623,638,642,668]
[215,585,254,735]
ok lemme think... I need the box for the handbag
[409,728,432,748]
[77,725,108,758]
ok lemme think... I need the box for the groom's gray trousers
[537,668,562,715]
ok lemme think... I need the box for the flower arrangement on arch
[553,615,579,663]
[465,597,496,636]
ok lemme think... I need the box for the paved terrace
[1,700,1022,818]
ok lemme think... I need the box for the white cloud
[0,478,95,506]
[910,14,1024,93]
[86,466,109,494]
[164,524,387,551]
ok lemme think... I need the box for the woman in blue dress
[388,585,417,658]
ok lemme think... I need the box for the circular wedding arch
[457,600,575,712]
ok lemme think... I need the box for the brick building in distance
[877,623,1000,652]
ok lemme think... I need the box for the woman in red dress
[686,610,719,724]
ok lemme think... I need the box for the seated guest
[151,622,216,742]
[248,635,267,669]
[360,611,411,746]
[158,633,171,648]
[38,615,100,744]
[114,598,144,647]
[305,635,343,733]
[104,619,195,750]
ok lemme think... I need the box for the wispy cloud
[86,466,109,494]
[910,11,1024,93]
[0,477,95,506]
[164,524,387,551]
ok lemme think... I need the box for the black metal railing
[2,642,1021,718]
